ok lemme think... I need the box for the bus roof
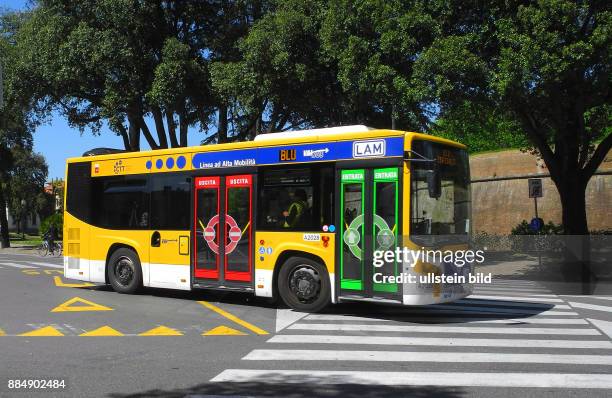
[67,127,465,164]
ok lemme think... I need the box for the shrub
[511,220,564,235]
[40,213,63,238]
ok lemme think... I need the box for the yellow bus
[63,125,472,312]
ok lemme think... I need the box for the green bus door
[339,168,400,298]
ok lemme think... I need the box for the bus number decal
[303,233,321,242]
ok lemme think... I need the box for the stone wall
[470,149,612,234]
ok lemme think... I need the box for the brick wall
[470,149,612,234]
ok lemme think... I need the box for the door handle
[151,231,161,247]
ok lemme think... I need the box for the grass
[8,233,43,246]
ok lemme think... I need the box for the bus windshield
[410,140,471,244]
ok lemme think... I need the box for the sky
[3,0,207,179]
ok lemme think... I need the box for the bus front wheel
[107,248,143,294]
[278,257,330,313]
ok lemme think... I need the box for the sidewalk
[0,245,37,254]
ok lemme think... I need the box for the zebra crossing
[210,279,612,391]
[564,295,612,315]
[0,260,63,269]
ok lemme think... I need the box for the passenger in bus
[282,189,309,228]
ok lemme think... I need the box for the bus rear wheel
[278,257,330,313]
[108,248,143,294]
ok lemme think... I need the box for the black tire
[107,248,143,294]
[278,256,330,313]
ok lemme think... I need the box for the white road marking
[569,302,612,313]
[210,370,612,388]
[457,299,568,309]
[305,314,391,322]
[478,281,541,286]
[588,319,612,339]
[422,304,577,316]
[244,349,612,365]
[563,295,612,301]
[469,295,563,303]
[474,286,550,294]
[275,308,309,332]
[267,334,610,348]
[303,314,586,324]
[0,262,38,269]
[27,261,63,269]
[288,323,599,335]
[473,290,555,296]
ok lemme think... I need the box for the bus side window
[258,166,333,231]
[92,176,149,230]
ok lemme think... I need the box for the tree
[320,0,450,130]
[6,147,48,236]
[0,9,35,248]
[14,0,216,150]
[414,0,611,234]
[432,102,529,153]
[210,0,349,140]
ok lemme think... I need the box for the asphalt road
[1,251,612,398]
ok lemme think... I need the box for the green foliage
[320,0,447,129]
[511,220,564,236]
[13,0,219,149]
[5,146,48,225]
[210,0,348,139]
[432,102,529,153]
[413,0,611,233]
[39,212,63,237]
[1,10,37,247]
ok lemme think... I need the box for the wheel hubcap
[114,256,134,287]
[289,265,321,303]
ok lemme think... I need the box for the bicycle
[37,241,63,257]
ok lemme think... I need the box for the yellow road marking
[51,296,113,312]
[197,301,268,335]
[80,326,123,336]
[45,270,63,275]
[22,270,40,275]
[139,326,183,336]
[203,325,247,336]
[53,276,94,288]
[0,328,5,336]
[19,326,64,336]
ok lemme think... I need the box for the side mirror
[427,163,441,199]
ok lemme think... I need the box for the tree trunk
[166,113,179,148]
[0,184,10,248]
[218,105,228,143]
[559,186,589,235]
[556,176,593,292]
[127,111,141,151]
[554,169,589,235]
[179,116,188,147]
[151,106,168,149]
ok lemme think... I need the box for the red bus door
[194,175,253,284]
